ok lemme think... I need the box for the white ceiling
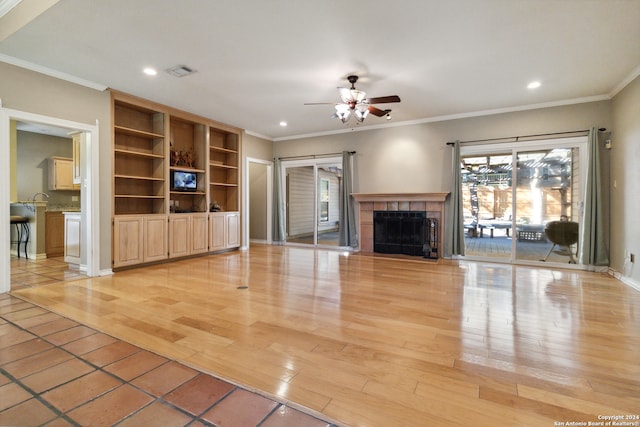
[1,0,639,140]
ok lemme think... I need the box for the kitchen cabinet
[49,157,80,191]
[64,212,81,265]
[45,212,65,257]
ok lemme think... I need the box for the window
[319,178,329,222]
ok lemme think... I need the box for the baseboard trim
[607,268,640,293]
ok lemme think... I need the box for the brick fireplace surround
[352,193,449,257]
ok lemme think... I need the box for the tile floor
[0,293,337,426]
[10,257,87,290]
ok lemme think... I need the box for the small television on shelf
[171,170,197,192]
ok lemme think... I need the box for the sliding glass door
[460,137,587,266]
[282,157,343,247]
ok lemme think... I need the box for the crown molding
[273,94,611,142]
[0,53,107,91]
[609,64,640,98]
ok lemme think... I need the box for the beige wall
[242,132,273,161]
[0,61,112,270]
[611,74,640,284]
[275,101,612,256]
[274,101,611,195]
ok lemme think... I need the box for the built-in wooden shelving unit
[111,92,242,269]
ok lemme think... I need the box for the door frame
[460,136,588,268]
[0,106,100,292]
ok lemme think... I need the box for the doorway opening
[1,107,100,293]
[245,157,273,247]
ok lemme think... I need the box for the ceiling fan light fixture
[335,104,351,123]
[355,104,369,122]
[308,75,400,125]
[338,87,351,103]
[352,89,366,103]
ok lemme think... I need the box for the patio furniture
[517,224,546,242]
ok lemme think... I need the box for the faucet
[25,192,49,212]
[32,192,50,202]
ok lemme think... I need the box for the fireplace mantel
[352,192,449,256]
[352,193,449,203]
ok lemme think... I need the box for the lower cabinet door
[169,215,190,258]
[64,214,82,264]
[113,216,144,268]
[226,212,240,248]
[144,215,168,262]
[190,214,209,254]
[209,213,226,252]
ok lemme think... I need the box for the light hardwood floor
[11,245,640,427]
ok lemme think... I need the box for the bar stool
[10,216,30,259]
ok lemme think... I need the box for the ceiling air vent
[166,65,196,78]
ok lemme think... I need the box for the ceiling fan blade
[367,95,401,104]
[304,102,336,105]
[368,106,387,117]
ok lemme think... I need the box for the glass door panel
[316,163,342,247]
[460,153,514,259]
[285,165,316,245]
[515,147,580,263]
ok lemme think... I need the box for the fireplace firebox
[374,211,438,258]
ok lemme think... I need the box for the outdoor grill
[542,220,579,263]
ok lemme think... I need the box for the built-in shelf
[210,182,238,187]
[114,174,164,181]
[114,125,164,139]
[169,166,205,173]
[115,195,165,199]
[210,163,237,170]
[170,191,206,195]
[210,146,237,154]
[114,148,164,159]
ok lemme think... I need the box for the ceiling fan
[305,75,401,124]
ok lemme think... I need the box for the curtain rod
[445,128,607,146]
[276,151,355,161]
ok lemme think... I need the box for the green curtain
[447,141,465,256]
[579,128,609,266]
[339,151,358,247]
[272,158,286,242]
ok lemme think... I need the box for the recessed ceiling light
[279,121,287,127]
[527,81,541,89]
[143,67,157,76]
